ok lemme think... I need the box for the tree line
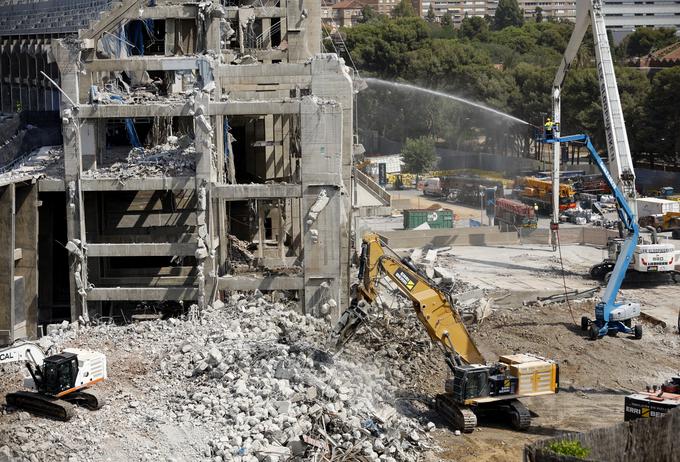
[335,1,680,170]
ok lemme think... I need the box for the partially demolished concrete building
[0,0,357,343]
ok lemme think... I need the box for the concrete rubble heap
[0,292,442,462]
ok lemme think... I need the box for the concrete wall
[378,226,621,249]
[378,227,520,248]
[520,227,620,246]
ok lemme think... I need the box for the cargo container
[624,393,680,421]
[637,198,680,217]
[403,209,454,229]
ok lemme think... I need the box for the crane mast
[550,0,638,242]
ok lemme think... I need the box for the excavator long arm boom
[353,233,485,365]
[0,341,46,366]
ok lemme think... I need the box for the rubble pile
[85,141,196,180]
[0,293,440,462]
[228,234,256,270]
[0,146,64,181]
[338,274,480,395]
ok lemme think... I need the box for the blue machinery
[542,134,642,340]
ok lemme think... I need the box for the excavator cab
[27,352,79,396]
[40,353,79,396]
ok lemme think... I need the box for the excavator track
[5,391,75,421]
[507,399,531,431]
[63,390,105,410]
[435,393,477,433]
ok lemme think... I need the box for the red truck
[495,198,538,230]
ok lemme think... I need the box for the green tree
[646,67,680,159]
[426,3,436,22]
[622,27,677,57]
[343,16,430,76]
[359,5,378,23]
[490,26,535,53]
[534,6,543,23]
[392,0,416,18]
[508,62,552,121]
[441,12,453,26]
[460,16,489,41]
[401,137,437,173]
[494,0,524,30]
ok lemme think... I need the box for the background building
[421,0,577,25]
[603,0,680,41]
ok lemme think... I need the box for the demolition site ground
[1,243,680,461]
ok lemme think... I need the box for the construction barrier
[524,407,680,462]
[519,227,620,246]
[378,227,520,248]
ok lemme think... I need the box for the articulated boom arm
[0,341,46,366]
[357,233,485,365]
[549,135,639,313]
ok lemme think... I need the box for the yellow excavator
[333,233,559,432]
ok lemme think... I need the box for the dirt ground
[428,301,680,461]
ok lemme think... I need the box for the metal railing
[353,167,391,206]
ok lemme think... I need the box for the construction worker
[544,117,554,139]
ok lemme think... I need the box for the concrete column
[310,55,354,316]
[206,11,222,53]
[265,114,275,179]
[165,19,176,56]
[53,40,88,322]
[0,185,15,345]
[258,202,265,260]
[14,183,38,339]
[281,114,291,179]
[300,97,343,319]
[194,93,215,307]
[277,201,285,260]
[261,17,272,54]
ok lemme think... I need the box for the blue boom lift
[542,134,642,340]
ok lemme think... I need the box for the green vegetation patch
[547,439,591,459]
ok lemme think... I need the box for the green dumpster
[403,209,454,229]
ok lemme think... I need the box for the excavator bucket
[331,300,369,351]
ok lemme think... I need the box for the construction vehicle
[654,187,680,201]
[625,376,680,421]
[515,177,576,213]
[639,211,680,233]
[548,0,678,293]
[494,198,537,230]
[423,176,504,206]
[541,134,646,339]
[588,234,677,283]
[573,174,609,195]
[1,340,107,420]
[332,233,559,433]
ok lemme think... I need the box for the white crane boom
[551,0,638,238]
